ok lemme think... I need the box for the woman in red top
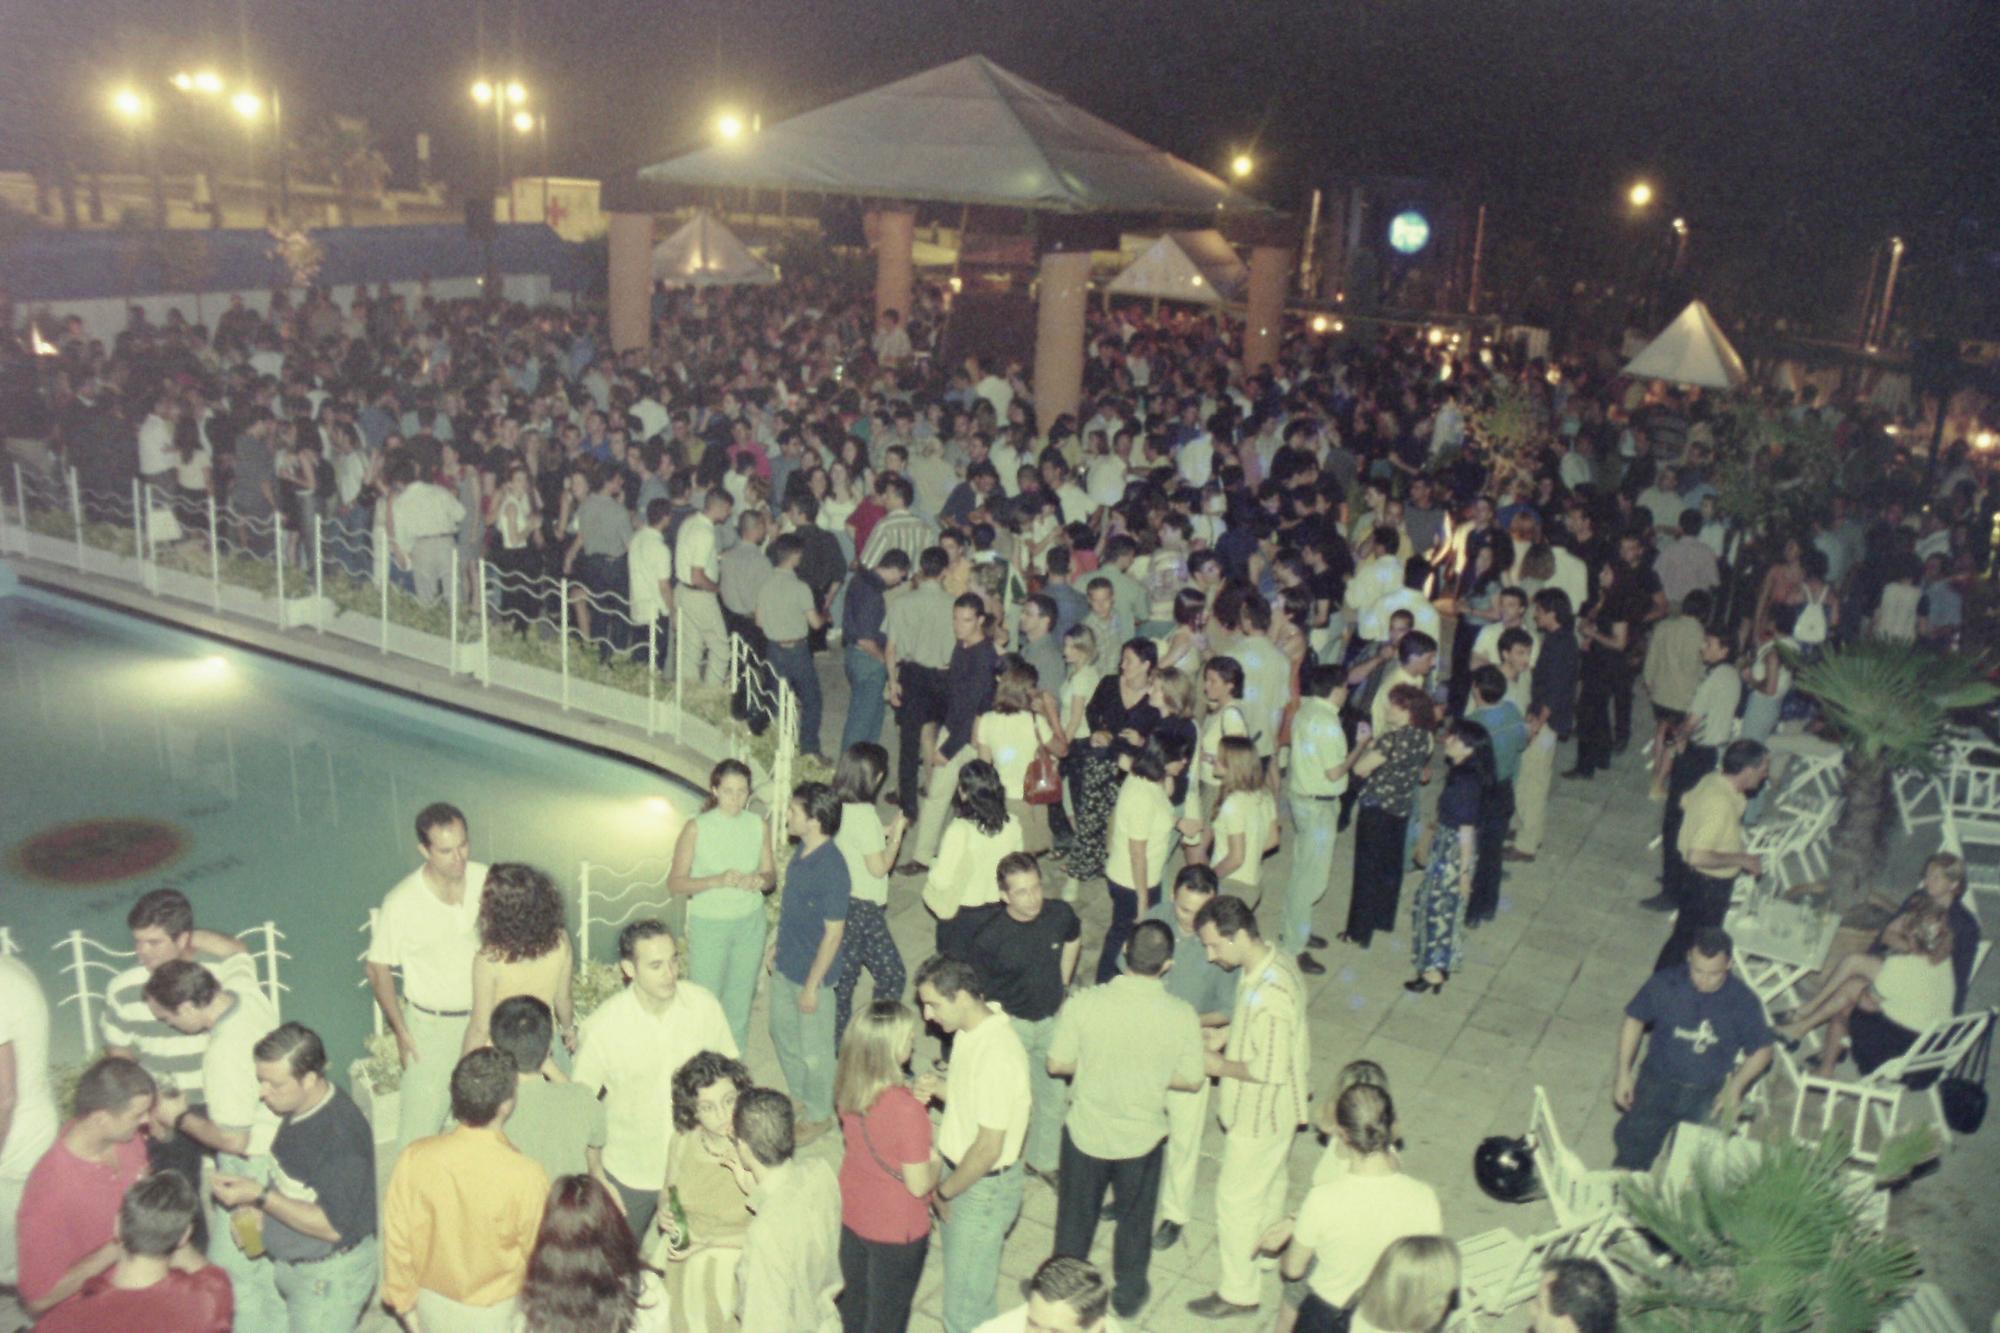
[834,999,939,1333]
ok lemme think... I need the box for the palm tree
[1621,1133,1924,1331]
[1790,638,1997,915]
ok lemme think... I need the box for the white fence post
[62,930,98,1055]
[578,862,592,959]
[67,466,84,570]
[647,620,657,735]
[142,483,160,591]
[673,613,685,744]
[448,547,460,673]
[377,531,390,655]
[207,495,222,611]
[130,478,144,580]
[274,510,286,609]
[478,559,492,687]
[314,515,326,631]
[12,462,25,548]
[560,578,572,711]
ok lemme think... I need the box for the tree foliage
[1621,1135,1921,1332]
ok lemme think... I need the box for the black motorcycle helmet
[1473,1134,1543,1204]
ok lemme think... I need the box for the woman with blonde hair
[1349,1235,1462,1333]
[1263,1083,1442,1333]
[1186,735,1279,905]
[834,1000,937,1333]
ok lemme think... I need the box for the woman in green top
[668,759,776,1053]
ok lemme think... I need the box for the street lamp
[231,90,263,120]
[108,87,166,229]
[715,110,746,142]
[472,77,529,220]
[1230,152,1254,179]
[511,108,535,134]
[504,80,527,106]
[1627,180,1654,209]
[471,79,495,105]
[110,86,149,122]
[192,69,224,95]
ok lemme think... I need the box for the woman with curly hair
[653,1050,756,1332]
[463,861,574,1062]
[518,1174,668,1332]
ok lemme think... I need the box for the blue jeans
[1011,1014,1068,1174]
[1096,880,1148,983]
[841,645,889,752]
[1282,796,1342,953]
[939,1163,1023,1333]
[769,971,838,1123]
[273,1235,379,1332]
[688,908,767,1055]
[211,1153,285,1333]
[767,640,824,757]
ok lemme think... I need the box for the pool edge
[10,562,715,801]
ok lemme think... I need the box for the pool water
[0,587,699,1074]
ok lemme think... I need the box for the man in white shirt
[728,1089,843,1332]
[627,498,674,669]
[144,958,285,1328]
[915,955,1031,1333]
[385,456,466,604]
[1047,921,1205,1320]
[1651,630,1744,914]
[0,955,56,1286]
[364,801,491,1155]
[136,392,181,485]
[873,309,914,366]
[674,487,735,685]
[573,919,736,1234]
[1470,586,1539,672]
[973,1256,1124,1333]
[1232,595,1294,765]
[1344,525,1408,644]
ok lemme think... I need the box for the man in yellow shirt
[1654,739,1768,973]
[382,1048,548,1331]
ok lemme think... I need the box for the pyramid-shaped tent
[638,55,1262,216]
[650,210,778,287]
[1107,230,1249,305]
[1622,300,1747,390]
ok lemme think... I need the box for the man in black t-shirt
[209,1023,378,1328]
[965,853,1083,1183]
[1610,929,1772,1169]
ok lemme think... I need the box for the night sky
[4,0,1998,332]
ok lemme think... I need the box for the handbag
[1023,715,1063,806]
[1939,1020,1991,1136]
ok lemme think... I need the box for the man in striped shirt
[1187,896,1311,1320]
[99,889,255,1227]
[860,473,937,569]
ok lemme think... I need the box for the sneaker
[1296,952,1327,976]
[1153,1220,1183,1251]
[1307,933,1329,949]
[1636,893,1678,913]
[1186,1292,1260,1319]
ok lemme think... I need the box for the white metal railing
[0,928,18,958]
[3,463,742,768]
[52,921,290,1055]
[578,856,678,960]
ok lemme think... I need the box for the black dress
[1345,726,1433,945]
[1057,677,1161,882]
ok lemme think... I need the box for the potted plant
[1789,639,1997,916]
[1620,1132,1925,1331]
[347,1031,403,1145]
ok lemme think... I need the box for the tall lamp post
[1872,236,1906,351]
[229,87,287,220]
[511,107,548,224]
[471,78,528,222]
[109,87,167,230]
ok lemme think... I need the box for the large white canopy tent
[1622,300,1748,390]
[650,210,777,287]
[1106,229,1249,305]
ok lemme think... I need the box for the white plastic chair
[1527,1085,1635,1229]
[1881,1281,1973,1333]
[1788,1009,1994,1164]
[1457,1212,1616,1319]
[1940,742,2000,912]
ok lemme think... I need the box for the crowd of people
[3,263,1996,1331]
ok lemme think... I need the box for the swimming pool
[0,585,700,1074]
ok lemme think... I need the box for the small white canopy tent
[1622,300,1748,390]
[1106,229,1249,305]
[650,210,778,287]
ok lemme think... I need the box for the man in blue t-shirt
[1611,928,1773,1169]
[771,783,850,1143]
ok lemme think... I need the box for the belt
[678,582,716,591]
[768,637,805,649]
[941,1155,1020,1180]
[276,1236,373,1264]
[405,998,471,1018]
[1300,793,1344,802]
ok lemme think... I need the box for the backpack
[1793,584,1829,646]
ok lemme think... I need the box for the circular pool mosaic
[9,818,189,886]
